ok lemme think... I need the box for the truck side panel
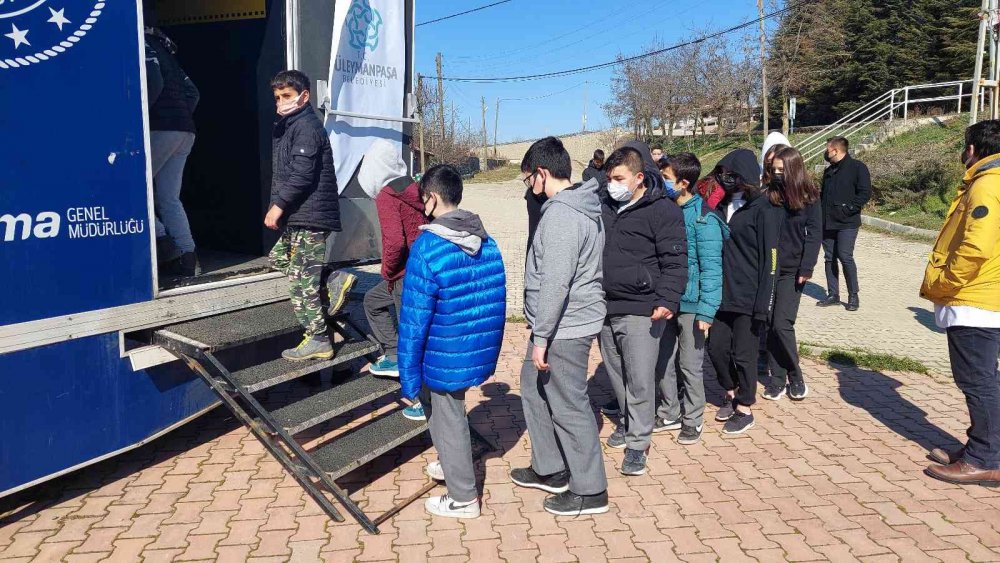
[0,334,217,496]
[0,0,154,325]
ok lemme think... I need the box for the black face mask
[824,152,834,164]
[960,148,974,169]
[771,173,786,190]
[716,173,739,194]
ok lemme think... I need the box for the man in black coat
[598,143,688,476]
[817,136,871,311]
[582,149,608,189]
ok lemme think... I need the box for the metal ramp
[153,300,490,534]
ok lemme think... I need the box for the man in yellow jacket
[920,119,1000,487]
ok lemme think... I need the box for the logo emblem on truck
[0,0,104,70]
[347,0,382,52]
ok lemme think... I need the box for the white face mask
[277,92,305,116]
[608,181,634,202]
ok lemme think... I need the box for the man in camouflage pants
[265,70,354,361]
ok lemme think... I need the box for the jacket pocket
[608,264,654,298]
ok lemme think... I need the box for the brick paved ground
[2,181,992,562]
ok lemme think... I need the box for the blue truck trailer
[0,0,442,533]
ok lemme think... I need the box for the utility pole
[417,74,426,173]
[493,99,500,158]
[481,96,488,160]
[757,0,769,133]
[972,0,990,124]
[435,52,446,141]
[582,81,588,133]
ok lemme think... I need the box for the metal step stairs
[153,299,492,534]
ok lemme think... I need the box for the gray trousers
[521,336,608,496]
[656,313,707,428]
[363,279,403,359]
[422,387,477,502]
[599,315,665,450]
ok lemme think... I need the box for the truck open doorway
[147,0,285,290]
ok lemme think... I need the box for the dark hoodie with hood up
[375,177,428,286]
[602,141,688,315]
[699,149,762,218]
[398,209,507,399]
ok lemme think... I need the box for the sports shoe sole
[426,464,445,481]
[544,504,610,516]
[425,503,481,519]
[327,274,358,316]
[789,385,809,401]
[715,411,735,422]
[369,366,400,378]
[677,435,702,445]
[652,421,682,433]
[722,420,756,435]
[402,411,426,421]
[509,474,570,494]
[606,439,627,450]
[762,388,787,401]
[282,350,335,362]
[621,465,647,476]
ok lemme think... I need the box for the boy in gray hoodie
[510,137,609,516]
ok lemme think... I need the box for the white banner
[326,0,406,192]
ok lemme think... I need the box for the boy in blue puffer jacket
[654,153,729,445]
[398,165,507,519]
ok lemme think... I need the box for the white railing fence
[798,80,975,163]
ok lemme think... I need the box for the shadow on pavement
[834,363,963,455]
[908,306,946,334]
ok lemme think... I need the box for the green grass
[467,163,520,184]
[798,342,929,374]
[506,315,527,324]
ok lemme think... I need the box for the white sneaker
[424,494,480,519]
[426,460,445,481]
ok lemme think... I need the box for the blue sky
[414,0,773,142]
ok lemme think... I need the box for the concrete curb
[861,214,938,240]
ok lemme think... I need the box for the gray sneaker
[607,425,626,449]
[282,336,334,361]
[326,271,357,316]
[715,397,737,422]
[621,448,648,476]
[653,417,682,432]
[677,424,703,445]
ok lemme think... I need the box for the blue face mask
[663,178,682,200]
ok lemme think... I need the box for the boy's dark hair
[827,136,849,152]
[593,149,605,162]
[271,70,311,94]
[651,144,663,151]
[521,137,572,180]
[604,147,644,175]
[966,119,1000,159]
[666,152,701,187]
[420,164,463,206]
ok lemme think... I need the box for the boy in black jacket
[266,70,356,361]
[599,143,688,476]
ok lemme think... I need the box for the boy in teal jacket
[654,153,729,444]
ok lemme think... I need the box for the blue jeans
[151,131,196,253]
[948,326,1000,469]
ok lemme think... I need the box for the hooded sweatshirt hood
[420,209,488,256]
[760,132,792,167]
[542,177,603,224]
[717,149,762,187]
[358,139,408,199]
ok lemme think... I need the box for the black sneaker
[762,384,786,401]
[715,397,737,422]
[543,490,609,516]
[722,411,756,435]
[606,425,626,449]
[600,398,620,416]
[178,252,201,277]
[510,467,570,494]
[677,425,703,445]
[621,448,648,476]
[816,295,841,307]
[653,417,682,432]
[845,294,860,312]
[788,379,809,401]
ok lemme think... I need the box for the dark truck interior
[148,0,411,291]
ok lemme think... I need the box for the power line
[501,81,591,102]
[416,0,512,27]
[435,0,811,83]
